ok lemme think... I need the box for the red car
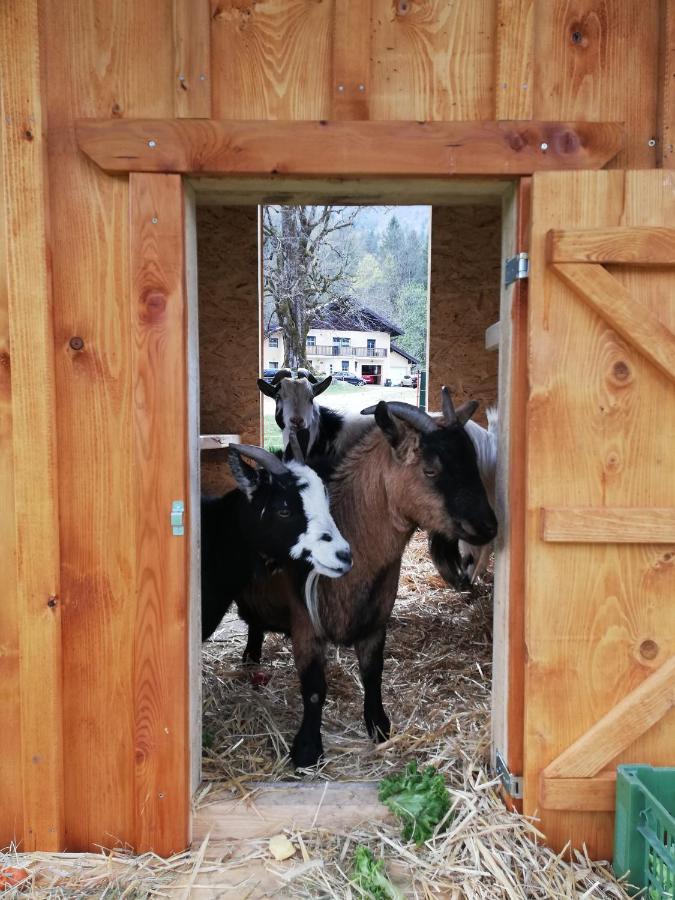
[361,373,377,384]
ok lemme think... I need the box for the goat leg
[290,605,326,768]
[355,627,390,743]
[242,625,265,664]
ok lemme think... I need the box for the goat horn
[230,443,288,476]
[271,368,293,385]
[287,431,305,464]
[362,401,438,434]
[441,386,457,425]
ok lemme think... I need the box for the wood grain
[532,0,661,169]
[544,656,675,780]
[1,0,63,851]
[525,170,675,857]
[331,0,372,120]
[548,227,675,265]
[658,0,675,168]
[75,118,625,176]
[210,0,333,120]
[539,771,616,812]
[553,263,675,384]
[43,0,175,851]
[495,0,534,119]
[542,507,675,543]
[130,174,190,855]
[173,0,211,117]
[370,0,496,120]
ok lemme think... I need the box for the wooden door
[524,171,675,858]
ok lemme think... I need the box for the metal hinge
[171,500,185,536]
[504,252,529,287]
[495,750,523,799]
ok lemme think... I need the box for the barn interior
[195,192,503,791]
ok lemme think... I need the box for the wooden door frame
[100,119,623,851]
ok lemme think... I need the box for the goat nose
[336,548,352,566]
[290,416,304,427]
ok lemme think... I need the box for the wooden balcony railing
[307,344,387,358]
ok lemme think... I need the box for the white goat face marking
[286,461,352,578]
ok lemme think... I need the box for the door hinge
[495,750,523,799]
[171,500,185,536]
[504,252,529,287]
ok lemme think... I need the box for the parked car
[332,371,365,386]
[400,374,418,387]
[361,374,377,384]
[261,368,281,383]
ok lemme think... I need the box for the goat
[428,407,498,588]
[235,388,498,767]
[257,368,373,461]
[201,437,352,656]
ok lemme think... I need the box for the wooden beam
[543,655,675,780]
[547,227,675,265]
[485,321,501,352]
[75,119,624,176]
[172,0,211,117]
[552,262,675,384]
[331,0,372,120]
[539,770,616,812]
[0,0,64,851]
[542,507,675,544]
[130,174,190,854]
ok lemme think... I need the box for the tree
[262,206,360,369]
[395,282,428,363]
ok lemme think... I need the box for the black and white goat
[201,438,352,653]
[257,368,372,461]
[235,389,498,767]
[429,406,498,588]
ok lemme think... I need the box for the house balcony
[307,345,387,358]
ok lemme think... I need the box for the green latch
[171,500,185,536]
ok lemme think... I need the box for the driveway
[262,382,419,419]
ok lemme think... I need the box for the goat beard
[293,427,311,458]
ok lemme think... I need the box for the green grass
[263,414,283,453]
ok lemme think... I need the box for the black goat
[201,439,352,653]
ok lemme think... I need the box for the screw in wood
[152,217,158,224]
[47,596,58,609]
[148,139,157,148]
[648,138,657,148]
[358,84,366,92]
[540,142,549,152]
[336,83,345,92]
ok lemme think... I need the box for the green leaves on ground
[351,846,403,900]
[378,761,451,845]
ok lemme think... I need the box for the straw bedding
[2,534,631,898]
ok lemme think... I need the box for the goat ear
[227,447,259,500]
[455,399,479,426]
[257,378,278,399]
[312,375,332,397]
[374,400,400,447]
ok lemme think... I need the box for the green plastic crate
[614,765,675,899]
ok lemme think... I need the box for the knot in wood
[506,131,526,152]
[141,290,167,322]
[639,639,659,661]
[69,336,85,351]
[612,360,630,381]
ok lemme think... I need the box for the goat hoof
[366,714,390,744]
[291,734,323,768]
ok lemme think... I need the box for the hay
[4,534,632,898]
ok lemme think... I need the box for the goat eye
[277,508,291,518]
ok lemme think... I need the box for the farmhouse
[263,302,419,384]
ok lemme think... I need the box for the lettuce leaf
[378,761,451,845]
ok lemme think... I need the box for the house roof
[390,342,419,364]
[268,300,404,338]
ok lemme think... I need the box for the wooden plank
[532,1,660,169]
[542,507,675,544]
[547,227,675,265]
[525,170,675,858]
[539,771,616,812]
[658,0,675,168]
[173,0,211,117]
[194,782,393,847]
[552,262,675,383]
[75,119,625,176]
[44,0,175,853]
[495,0,534,119]
[544,656,675,780]
[331,0,372,120]
[370,0,495,120]
[130,173,190,855]
[0,0,64,851]
[485,321,501,352]
[210,0,333,120]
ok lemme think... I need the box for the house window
[341,360,349,371]
[269,337,279,348]
[306,335,316,347]
[268,361,278,369]
[340,337,351,346]
[367,338,375,353]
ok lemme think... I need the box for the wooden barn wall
[197,206,261,496]
[428,205,502,421]
[1,0,673,854]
